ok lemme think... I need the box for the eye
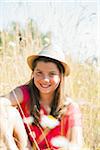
[36,71,43,76]
[49,72,58,77]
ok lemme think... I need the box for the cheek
[33,76,40,86]
[52,76,60,85]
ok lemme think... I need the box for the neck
[40,93,54,106]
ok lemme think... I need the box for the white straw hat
[27,45,70,76]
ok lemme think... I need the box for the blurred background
[0,1,100,150]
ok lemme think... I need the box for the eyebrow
[35,69,41,71]
[35,68,58,73]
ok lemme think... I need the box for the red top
[18,85,82,150]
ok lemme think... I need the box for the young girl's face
[33,61,61,95]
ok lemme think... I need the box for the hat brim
[27,55,70,76]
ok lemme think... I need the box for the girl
[0,45,83,150]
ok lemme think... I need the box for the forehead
[34,61,59,72]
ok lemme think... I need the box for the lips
[40,84,51,88]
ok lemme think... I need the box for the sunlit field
[0,21,99,150]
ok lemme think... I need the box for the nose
[43,75,50,82]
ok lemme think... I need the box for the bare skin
[0,100,31,150]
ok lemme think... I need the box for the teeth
[41,84,50,88]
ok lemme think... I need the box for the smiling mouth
[40,84,51,88]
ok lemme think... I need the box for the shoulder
[17,84,30,104]
[65,97,81,115]
[4,86,23,106]
[64,97,82,127]
[6,84,30,106]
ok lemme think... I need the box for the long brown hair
[27,56,66,124]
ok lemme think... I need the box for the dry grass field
[0,22,100,150]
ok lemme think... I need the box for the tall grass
[0,21,99,150]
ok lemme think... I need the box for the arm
[0,105,31,150]
[0,87,31,150]
[12,107,31,150]
[66,126,83,150]
[51,126,83,150]
[0,103,19,150]
[51,102,83,150]
[66,103,83,150]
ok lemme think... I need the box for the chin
[40,90,51,94]
[39,87,53,94]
